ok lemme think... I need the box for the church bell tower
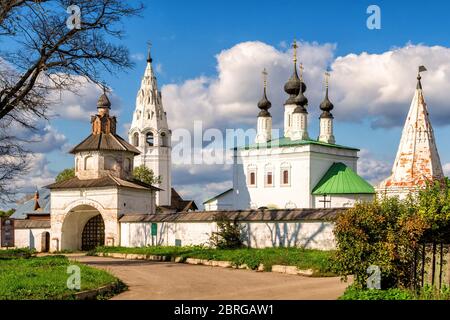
[128,45,172,206]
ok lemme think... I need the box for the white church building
[204,42,375,211]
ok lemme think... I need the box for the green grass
[92,246,335,276]
[339,284,450,300]
[0,253,122,300]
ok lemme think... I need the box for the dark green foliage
[133,165,161,185]
[209,213,245,249]
[0,248,35,260]
[340,285,414,300]
[55,168,75,183]
[0,208,15,217]
[334,178,450,290]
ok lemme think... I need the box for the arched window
[124,158,132,172]
[247,165,257,187]
[161,132,169,147]
[282,170,289,185]
[104,156,117,170]
[84,156,94,170]
[146,132,154,146]
[280,163,291,186]
[265,164,274,187]
[250,172,256,186]
[133,132,139,147]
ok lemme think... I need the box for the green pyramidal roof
[312,162,375,195]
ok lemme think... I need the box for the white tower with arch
[128,46,172,206]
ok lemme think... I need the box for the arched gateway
[46,90,158,252]
[81,214,105,251]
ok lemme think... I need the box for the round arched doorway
[81,214,105,251]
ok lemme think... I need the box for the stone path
[71,254,350,300]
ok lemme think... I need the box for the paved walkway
[71,254,350,300]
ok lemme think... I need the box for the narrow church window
[283,170,289,185]
[85,156,94,170]
[249,171,256,186]
[266,172,273,186]
[161,132,168,147]
[133,132,139,146]
[146,132,154,146]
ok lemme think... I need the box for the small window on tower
[146,132,154,146]
[133,132,139,147]
[161,132,169,147]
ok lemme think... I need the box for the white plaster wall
[121,221,336,250]
[232,144,358,210]
[14,228,50,251]
[121,222,216,247]
[313,194,374,208]
[204,191,235,211]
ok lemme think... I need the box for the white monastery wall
[14,228,50,251]
[121,220,336,250]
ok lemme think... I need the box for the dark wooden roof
[159,188,198,212]
[119,208,346,223]
[69,133,140,154]
[14,219,50,229]
[45,175,161,191]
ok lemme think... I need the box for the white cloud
[443,163,450,177]
[162,42,450,133]
[131,53,145,61]
[162,41,336,131]
[48,77,123,121]
[358,149,392,185]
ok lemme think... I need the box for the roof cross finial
[417,65,427,89]
[147,41,152,63]
[262,68,268,89]
[299,62,304,81]
[292,39,298,64]
[325,71,330,89]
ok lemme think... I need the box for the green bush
[0,248,36,260]
[340,285,413,300]
[334,179,450,290]
[209,213,245,249]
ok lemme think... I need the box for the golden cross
[262,68,268,89]
[325,71,330,88]
[292,39,298,63]
[299,62,304,80]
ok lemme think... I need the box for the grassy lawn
[0,249,123,300]
[339,284,450,300]
[92,246,335,276]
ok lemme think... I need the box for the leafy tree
[133,165,161,186]
[334,179,450,290]
[55,168,75,183]
[333,196,428,289]
[0,0,144,203]
[0,208,15,217]
[209,213,245,249]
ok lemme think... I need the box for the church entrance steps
[96,252,313,276]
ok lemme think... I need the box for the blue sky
[9,0,450,208]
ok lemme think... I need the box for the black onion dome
[284,66,301,95]
[294,87,308,107]
[257,88,271,117]
[97,93,111,109]
[319,88,334,118]
[293,105,307,114]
